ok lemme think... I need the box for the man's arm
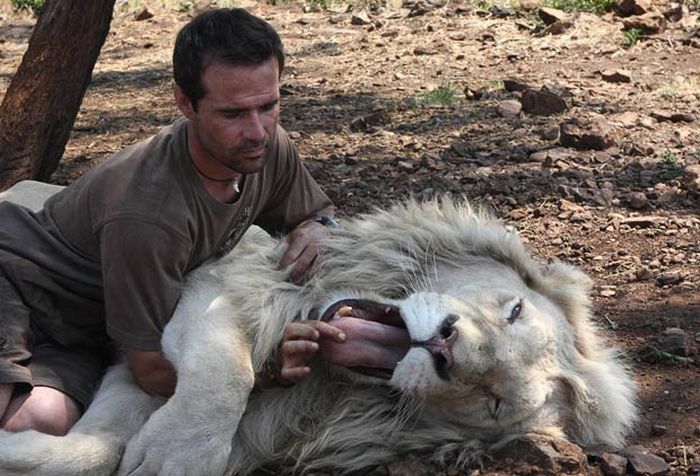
[126,348,177,397]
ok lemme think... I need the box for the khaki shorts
[0,274,106,409]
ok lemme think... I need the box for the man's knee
[0,387,81,436]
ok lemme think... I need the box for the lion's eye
[506,299,523,324]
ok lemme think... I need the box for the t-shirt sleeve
[99,218,189,350]
[254,128,333,236]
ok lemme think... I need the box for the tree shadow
[88,67,172,94]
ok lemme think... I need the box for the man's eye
[507,299,523,324]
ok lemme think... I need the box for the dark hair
[173,8,285,109]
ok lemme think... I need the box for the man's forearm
[126,348,177,397]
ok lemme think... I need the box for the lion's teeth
[337,306,353,316]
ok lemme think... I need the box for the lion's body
[0,183,637,476]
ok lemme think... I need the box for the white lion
[0,181,637,476]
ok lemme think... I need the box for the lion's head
[308,198,637,450]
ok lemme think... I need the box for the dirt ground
[1,0,699,474]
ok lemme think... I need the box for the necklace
[191,158,240,193]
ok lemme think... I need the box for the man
[0,8,344,436]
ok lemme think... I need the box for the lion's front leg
[118,297,254,476]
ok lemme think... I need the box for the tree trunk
[0,0,116,190]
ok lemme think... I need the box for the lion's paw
[117,405,232,476]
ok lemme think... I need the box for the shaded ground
[1,0,698,473]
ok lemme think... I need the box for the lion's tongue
[319,316,410,369]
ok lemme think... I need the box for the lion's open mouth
[320,299,411,379]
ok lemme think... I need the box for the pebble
[600,452,628,476]
[628,192,648,210]
[601,69,632,83]
[521,89,568,115]
[623,446,669,476]
[498,100,522,117]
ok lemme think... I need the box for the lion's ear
[538,261,595,357]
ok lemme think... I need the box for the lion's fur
[0,189,637,476]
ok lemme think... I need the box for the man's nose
[242,112,265,142]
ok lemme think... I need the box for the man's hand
[277,320,345,384]
[126,349,177,397]
[279,219,330,283]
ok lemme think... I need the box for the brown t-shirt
[0,118,331,351]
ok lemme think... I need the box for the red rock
[601,69,632,83]
[521,89,568,115]
[615,0,651,16]
[622,11,667,33]
[538,7,570,25]
[600,452,628,476]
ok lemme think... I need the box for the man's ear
[174,86,195,119]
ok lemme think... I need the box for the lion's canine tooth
[337,305,353,316]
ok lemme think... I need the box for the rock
[560,118,615,151]
[503,78,532,92]
[656,271,685,286]
[413,46,437,55]
[538,7,570,25]
[192,0,215,15]
[541,20,574,35]
[541,82,573,98]
[650,424,667,436]
[682,164,700,192]
[349,110,390,132]
[492,434,589,474]
[593,188,614,207]
[133,7,154,21]
[601,69,632,83]
[419,154,446,171]
[610,111,640,127]
[664,2,685,22]
[600,452,628,476]
[559,198,585,212]
[622,11,667,34]
[499,100,522,117]
[396,160,417,172]
[615,0,651,16]
[521,89,568,115]
[530,147,571,163]
[650,110,673,122]
[351,12,372,25]
[670,112,695,123]
[635,268,653,281]
[658,327,695,356]
[623,446,669,476]
[628,192,648,210]
[620,216,665,227]
[329,14,346,24]
[542,126,560,140]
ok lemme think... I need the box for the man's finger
[284,322,320,341]
[304,320,346,342]
[281,340,319,356]
[280,366,311,382]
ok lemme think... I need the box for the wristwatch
[314,215,339,228]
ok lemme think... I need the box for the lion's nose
[415,314,459,373]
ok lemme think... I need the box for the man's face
[176,56,281,175]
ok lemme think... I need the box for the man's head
[173,8,285,111]
[173,9,285,176]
